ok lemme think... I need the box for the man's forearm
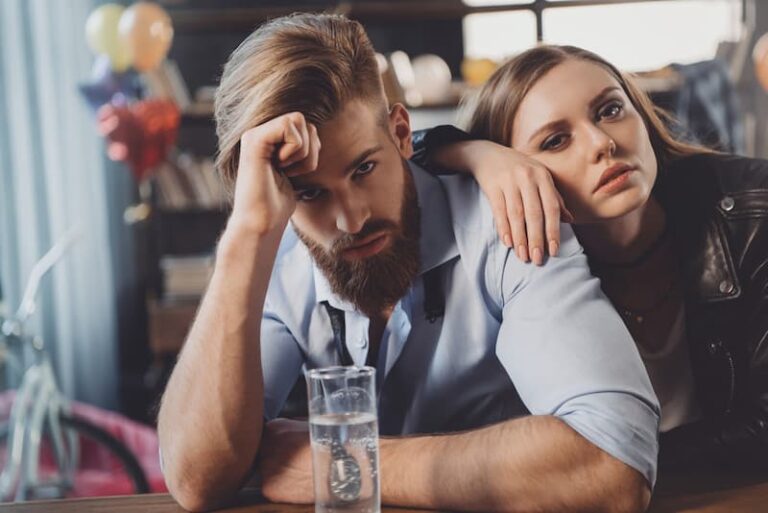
[380,415,650,513]
[158,223,283,511]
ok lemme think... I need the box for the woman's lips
[595,167,636,194]
[342,233,390,260]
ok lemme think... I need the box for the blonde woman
[413,45,768,471]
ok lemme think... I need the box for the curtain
[0,0,118,408]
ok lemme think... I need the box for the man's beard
[295,162,421,317]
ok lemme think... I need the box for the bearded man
[158,13,659,513]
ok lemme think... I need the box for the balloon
[753,33,768,92]
[109,42,133,73]
[118,2,174,72]
[85,4,132,72]
[97,99,180,182]
[79,56,142,111]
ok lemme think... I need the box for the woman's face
[510,59,658,223]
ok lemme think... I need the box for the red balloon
[97,99,180,182]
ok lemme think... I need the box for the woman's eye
[598,101,624,120]
[541,133,569,151]
[354,161,376,177]
[297,189,324,202]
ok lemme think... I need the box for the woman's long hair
[462,45,709,169]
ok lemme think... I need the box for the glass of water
[306,366,380,513]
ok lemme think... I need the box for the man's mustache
[331,219,399,254]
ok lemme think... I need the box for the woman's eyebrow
[525,86,622,145]
[527,120,568,145]
[588,86,622,110]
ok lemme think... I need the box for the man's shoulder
[435,173,497,244]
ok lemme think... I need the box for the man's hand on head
[259,418,315,504]
[230,112,321,237]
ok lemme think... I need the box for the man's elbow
[165,468,234,512]
[609,485,651,513]
[161,444,247,512]
[169,487,217,513]
[599,456,652,513]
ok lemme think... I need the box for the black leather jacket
[412,127,768,471]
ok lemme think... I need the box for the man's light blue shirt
[261,162,660,485]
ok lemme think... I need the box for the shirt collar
[312,161,459,310]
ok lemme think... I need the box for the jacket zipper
[708,339,736,414]
[720,340,736,414]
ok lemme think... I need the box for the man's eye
[354,161,376,177]
[541,133,569,151]
[297,189,324,202]
[598,101,624,120]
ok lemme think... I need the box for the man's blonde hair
[214,13,386,194]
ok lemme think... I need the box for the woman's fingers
[490,189,513,248]
[520,178,545,265]
[538,180,562,258]
[559,194,575,223]
[505,190,529,262]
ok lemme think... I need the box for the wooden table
[647,472,768,513]
[3,476,768,513]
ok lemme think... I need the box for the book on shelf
[160,254,214,300]
[182,85,216,116]
[154,153,227,210]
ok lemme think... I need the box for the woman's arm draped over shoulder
[411,126,572,265]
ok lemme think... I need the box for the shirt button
[719,280,734,294]
[719,196,735,212]
[356,337,368,348]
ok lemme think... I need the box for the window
[463,10,537,60]
[463,0,742,71]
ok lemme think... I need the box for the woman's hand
[433,140,573,265]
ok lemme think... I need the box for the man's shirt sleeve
[492,224,660,486]
[261,300,305,421]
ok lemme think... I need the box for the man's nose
[335,192,371,234]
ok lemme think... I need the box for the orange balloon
[118,2,174,72]
[753,33,768,92]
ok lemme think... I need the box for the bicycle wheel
[0,412,150,500]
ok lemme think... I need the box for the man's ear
[388,103,413,159]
